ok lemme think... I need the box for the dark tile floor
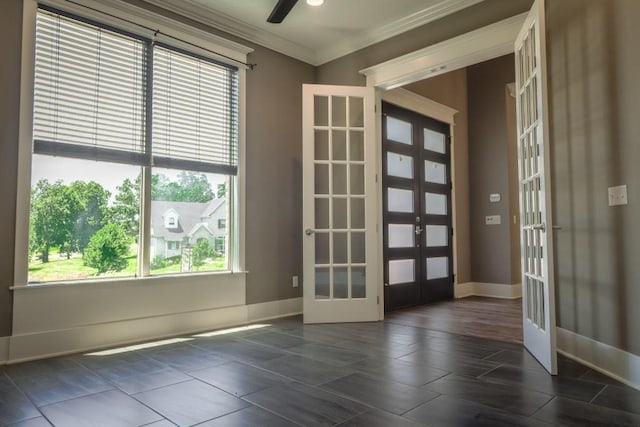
[1,315,639,426]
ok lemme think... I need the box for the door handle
[531,223,546,232]
[305,228,315,236]
[415,226,423,235]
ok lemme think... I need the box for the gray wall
[547,0,640,356]
[316,0,533,86]
[404,70,471,284]
[467,54,519,285]
[0,0,22,337]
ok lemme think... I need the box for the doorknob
[305,228,315,236]
[531,223,546,232]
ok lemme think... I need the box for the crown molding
[360,12,527,89]
[315,0,484,65]
[141,0,485,66]
[140,0,316,64]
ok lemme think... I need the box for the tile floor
[1,315,639,426]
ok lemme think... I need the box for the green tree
[70,181,111,254]
[192,239,214,270]
[216,183,226,199]
[83,223,131,274]
[152,171,214,202]
[30,180,82,263]
[107,178,140,241]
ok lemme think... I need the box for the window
[218,219,226,229]
[28,7,239,283]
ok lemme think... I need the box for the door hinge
[377,295,380,305]
[450,183,453,190]
[452,274,456,283]
[451,227,454,236]
[375,174,378,183]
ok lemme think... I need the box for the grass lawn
[28,246,227,283]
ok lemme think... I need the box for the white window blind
[153,44,239,175]
[33,7,148,165]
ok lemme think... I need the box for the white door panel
[515,0,558,374]
[302,84,379,323]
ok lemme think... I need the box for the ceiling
[143,0,485,65]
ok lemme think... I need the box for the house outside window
[27,6,239,283]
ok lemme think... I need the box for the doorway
[382,102,454,311]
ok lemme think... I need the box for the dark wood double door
[382,102,453,311]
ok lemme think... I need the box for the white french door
[302,84,379,324]
[515,0,557,374]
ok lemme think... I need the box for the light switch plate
[485,215,501,225]
[608,185,628,206]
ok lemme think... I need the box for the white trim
[360,13,527,90]
[381,88,458,125]
[141,0,483,66]
[6,297,301,364]
[0,337,9,363]
[557,328,640,391]
[38,0,253,64]
[455,282,522,299]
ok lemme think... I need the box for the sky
[31,154,225,198]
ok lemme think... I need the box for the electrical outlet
[608,185,628,206]
[485,215,501,225]
[292,275,299,288]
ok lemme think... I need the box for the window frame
[14,0,251,288]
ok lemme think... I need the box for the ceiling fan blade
[267,0,298,23]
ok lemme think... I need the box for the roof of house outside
[151,200,223,240]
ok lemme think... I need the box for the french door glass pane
[332,130,347,160]
[388,224,414,248]
[425,192,447,215]
[386,116,412,145]
[314,96,328,126]
[315,232,329,264]
[315,130,329,160]
[426,257,448,279]
[349,97,364,127]
[388,259,415,285]
[334,267,348,299]
[333,232,348,263]
[351,198,365,228]
[424,128,446,153]
[332,198,347,229]
[425,225,448,247]
[351,232,366,263]
[424,160,446,184]
[350,165,365,195]
[388,188,414,213]
[332,164,347,194]
[315,198,329,229]
[332,96,347,127]
[387,152,413,179]
[315,267,330,299]
[349,131,365,161]
[352,267,366,298]
[315,164,329,194]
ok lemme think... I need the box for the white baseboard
[557,327,640,391]
[455,282,522,299]
[6,297,302,364]
[0,336,8,363]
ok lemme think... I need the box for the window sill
[11,269,249,291]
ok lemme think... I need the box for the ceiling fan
[267,0,324,24]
